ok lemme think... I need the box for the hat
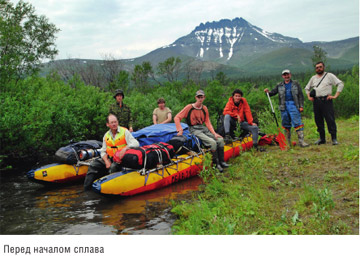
[113,89,124,98]
[157,98,165,104]
[195,89,205,96]
[282,69,291,75]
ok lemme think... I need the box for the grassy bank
[171,117,359,234]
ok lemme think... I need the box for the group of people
[84,61,344,190]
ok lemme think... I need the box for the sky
[11,0,360,60]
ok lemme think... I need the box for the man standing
[223,89,259,148]
[305,62,344,145]
[84,114,139,190]
[153,98,172,124]
[174,90,229,172]
[109,89,133,132]
[264,69,309,147]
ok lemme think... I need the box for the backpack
[132,123,190,146]
[54,140,102,164]
[168,133,202,155]
[118,142,175,170]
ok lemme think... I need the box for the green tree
[215,71,227,85]
[131,61,155,91]
[0,0,60,87]
[157,56,182,82]
[108,70,130,92]
[311,45,327,67]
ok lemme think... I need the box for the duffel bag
[117,142,175,170]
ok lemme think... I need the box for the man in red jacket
[223,89,259,148]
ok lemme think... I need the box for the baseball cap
[282,69,291,75]
[195,90,205,96]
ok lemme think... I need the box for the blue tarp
[132,123,190,146]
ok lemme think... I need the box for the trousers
[83,157,122,190]
[313,97,337,139]
[189,125,224,151]
[224,114,259,145]
[280,101,304,131]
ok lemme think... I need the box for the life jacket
[186,106,206,126]
[105,127,127,157]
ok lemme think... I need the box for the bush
[0,75,110,161]
[1,66,358,166]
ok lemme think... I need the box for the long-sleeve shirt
[100,126,139,158]
[109,102,133,129]
[223,97,254,125]
[305,72,344,97]
[174,104,216,136]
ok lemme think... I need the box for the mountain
[47,18,358,78]
[131,17,358,75]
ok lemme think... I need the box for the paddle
[266,92,287,150]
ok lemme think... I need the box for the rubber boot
[285,129,291,147]
[211,151,223,172]
[217,146,230,168]
[296,130,309,147]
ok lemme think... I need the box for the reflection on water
[0,168,202,235]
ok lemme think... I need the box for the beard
[316,69,324,75]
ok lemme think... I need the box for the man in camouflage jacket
[109,89,133,132]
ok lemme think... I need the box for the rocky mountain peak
[172,17,302,62]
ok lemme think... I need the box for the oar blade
[275,131,288,151]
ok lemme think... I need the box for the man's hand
[114,147,128,163]
[252,122,257,126]
[264,88,269,93]
[299,107,304,112]
[214,133,222,139]
[129,127,134,132]
[327,95,336,100]
[104,157,112,169]
[177,129,183,136]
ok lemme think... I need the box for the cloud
[9,0,359,59]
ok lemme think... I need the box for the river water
[0,166,202,235]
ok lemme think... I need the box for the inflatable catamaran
[27,123,253,196]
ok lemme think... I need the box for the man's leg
[313,99,326,144]
[84,158,108,190]
[109,162,123,173]
[223,114,235,143]
[280,108,292,146]
[190,126,224,172]
[322,99,338,144]
[287,101,309,147]
[240,122,259,146]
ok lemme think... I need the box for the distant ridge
[49,17,359,77]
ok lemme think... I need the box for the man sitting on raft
[84,114,139,190]
[174,89,229,172]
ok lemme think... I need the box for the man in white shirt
[305,61,344,145]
